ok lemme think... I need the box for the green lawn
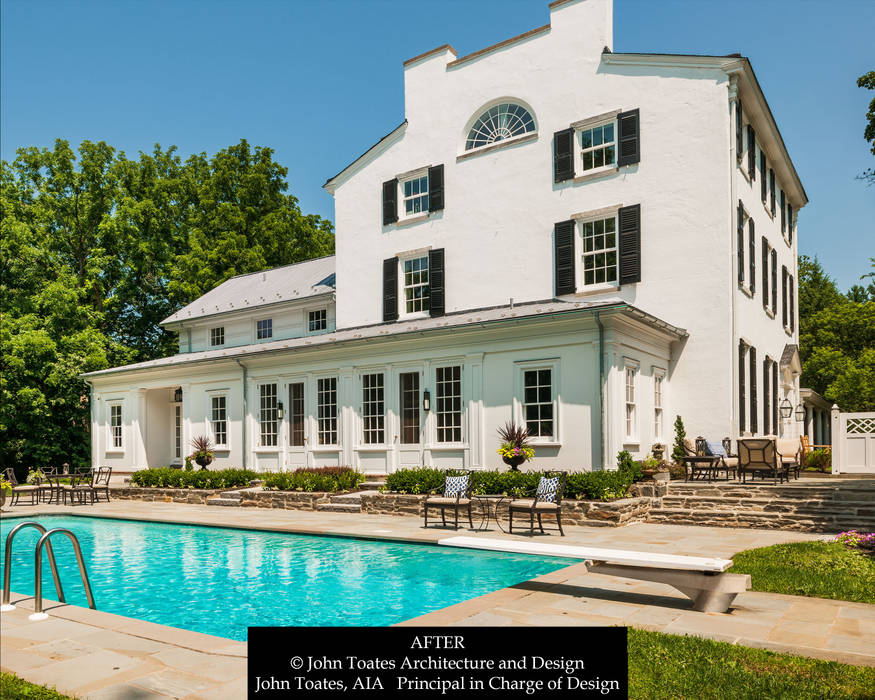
[0,673,74,700]
[629,628,875,699]
[727,540,875,604]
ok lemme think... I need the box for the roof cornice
[323,121,408,193]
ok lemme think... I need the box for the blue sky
[2,0,873,290]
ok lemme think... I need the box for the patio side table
[473,494,507,532]
[682,455,721,483]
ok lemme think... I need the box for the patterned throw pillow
[705,441,727,457]
[536,476,560,503]
[443,475,469,498]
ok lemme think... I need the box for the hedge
[130,468,257,489]
[262,466,365,492]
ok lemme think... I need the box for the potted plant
[640,456,670,482]
[190,435,215,470]
[496,421,535,472]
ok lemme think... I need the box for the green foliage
[0,672,75,700]
[859,70,875,183]
[1,138,334,477]
[384,467,448,495]
[804,448,832,472]
[261,467,364,492]
[671,415,687,464]
[130,467,257,489]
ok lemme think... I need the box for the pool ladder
[1,522,96,620]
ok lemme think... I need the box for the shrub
[384,467,448,495]
[130,467,257,489]
[835,530,875,552]
[262,466,364,492]
[671,415,687,464]
[805,449,831,472]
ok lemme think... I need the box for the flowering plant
[0,473,11,494]
[836,530,875,552]
[189,435,215,470]
[26,468,46,484]
[496,444,535,461]
[496,421,535,470]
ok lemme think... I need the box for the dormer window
[308,309,327,333]
[210,327,224,347]
[256,318,273,340]
[465,102,536,151]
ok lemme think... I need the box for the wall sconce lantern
[779,399,793,419]
[173,388,183,403]
[422,390,431,412]
[795,403,806,422]
[277,401,284,420]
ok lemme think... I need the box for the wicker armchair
[508,471,567,536]
[423,470,473,530]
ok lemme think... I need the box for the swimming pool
[0,516,569,640]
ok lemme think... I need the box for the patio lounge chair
[508,471,567,536]
[423,470,473,530]
[737,438,789,484]
[3,468,40,506]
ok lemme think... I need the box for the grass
[628,628,875,699]
[0,673,74,700]
[727,541,875,604]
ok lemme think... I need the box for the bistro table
[473,494,508,532]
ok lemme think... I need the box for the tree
[858,71,875,184]
[671,415,687,464]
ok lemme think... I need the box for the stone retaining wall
[239,490,330,510]
[110,487,332,510]
[110,487,220,504]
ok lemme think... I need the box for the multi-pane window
[625,366,637,440]
[289,383,304,447]
[210,327,224,347]
[110,404,123,449]
[579,122,615,172]
[259,383,277,447]
[653,374,664,442]
[308,309,327,332]
[211,395,227,447]
[256,318,272,340]
[403,257,430,314]
[402,175,429,216]
[317,377,338,445]
[523,369,553,438]
[362,373,385,445]
[436,366,462,443]
[399,372,420,444]
[174,404,181,459]
[581,217,617,286]
[465,103,535,151]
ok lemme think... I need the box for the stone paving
[1,500,873,699]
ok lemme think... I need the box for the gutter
[595,312,606,471]
[235,359,248,469]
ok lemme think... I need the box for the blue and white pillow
[444,475,469,498]
[705,441,727,457]
[536,476,560,503]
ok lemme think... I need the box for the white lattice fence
[832,409,875,474]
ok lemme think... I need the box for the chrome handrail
[2,522,65,608]
[32,528,96,616]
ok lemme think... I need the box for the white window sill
[310,445,341,452]
[253,447,280,453]
[355,445,389,452]
[105,450,125,456]
[213,446,230,453]
[456,132,538,162]
[762,201,775,219]
[427,443,468,451]
[572,166,619,185]
[739,284,754,298]
[783,234,793,248]
[764,307,776,319]
[399,311,431,322]
[623,441,640,448]
[395,213,430,228]
[573,282,620,298]
[531,441,562,448]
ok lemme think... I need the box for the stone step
[316,502,361,513]
[660,496,874,512]
[332,489,380,505]
[361,480,386,490]
[206,496,242,507]
[648,507,875,532]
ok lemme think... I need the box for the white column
[339,367,355,466]
[806,406,814,442]
[465,353,484,468]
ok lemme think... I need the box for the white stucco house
[83,0,807,477]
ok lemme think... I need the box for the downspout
[595,311,606,471]
[235,359,248,469]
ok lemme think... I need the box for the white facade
[84,0,806,476]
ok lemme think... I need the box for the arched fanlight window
[465,102,536,151]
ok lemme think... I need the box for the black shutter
[789,275,795,332]
[750,346,758,434]
[782,266,788,327]
[760,152,767,202]
[762,238,769,309]
[771,249,778,311]
[617,109,640,166]
[382,179,398,225]
[736,99,743,160]
[769,169,776,215]
[780,190,786,234]
[787,203,794,244]
[763,357,771,435]
[553,128,574,183]
[618,204,641,284]
[747,125,756,179]
[428,248,445,317]
[554,220,576,295]
[772,361,778,435]
[427,164,444,212]
[382,257,398,322]
[749,219,756,294]
[739,341,746,433]
[737,201,745,285]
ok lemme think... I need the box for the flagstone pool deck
[1,500,873,699]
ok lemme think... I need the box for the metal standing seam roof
[161,255,336,326]
[84,298,687,379]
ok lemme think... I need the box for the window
[174,404,181,460]
[289,383,304,447]
[211,395,228,447]
[748,218,756,294]
[465,102,535,151]
[308,309,327,333]
[401,174,429,216]
[523,369,553,438]
[317,377,338,445]
[782,266,789,327]
[109,403,123,450]
[737,201,746,286]
[399,372,420,444]
[435,366,462,443]
[578,122,615,172]
[580,216,617,286]
[362,373,385,445]
[256,318,272,340]
[762,238,770,311]
[210,327,224,347]
[771,249,778,313]
[789,274,795,332]
[259,384,277,447]
[403,256,430,314]
[760,151,767,202]
[653,372,664,442]
[625,365,637,441]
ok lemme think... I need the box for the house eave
[322,121,408,194]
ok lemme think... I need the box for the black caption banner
[248,626,627,698]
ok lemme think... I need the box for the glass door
[399,372,420,444]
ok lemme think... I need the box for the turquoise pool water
[0,516,569,640]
